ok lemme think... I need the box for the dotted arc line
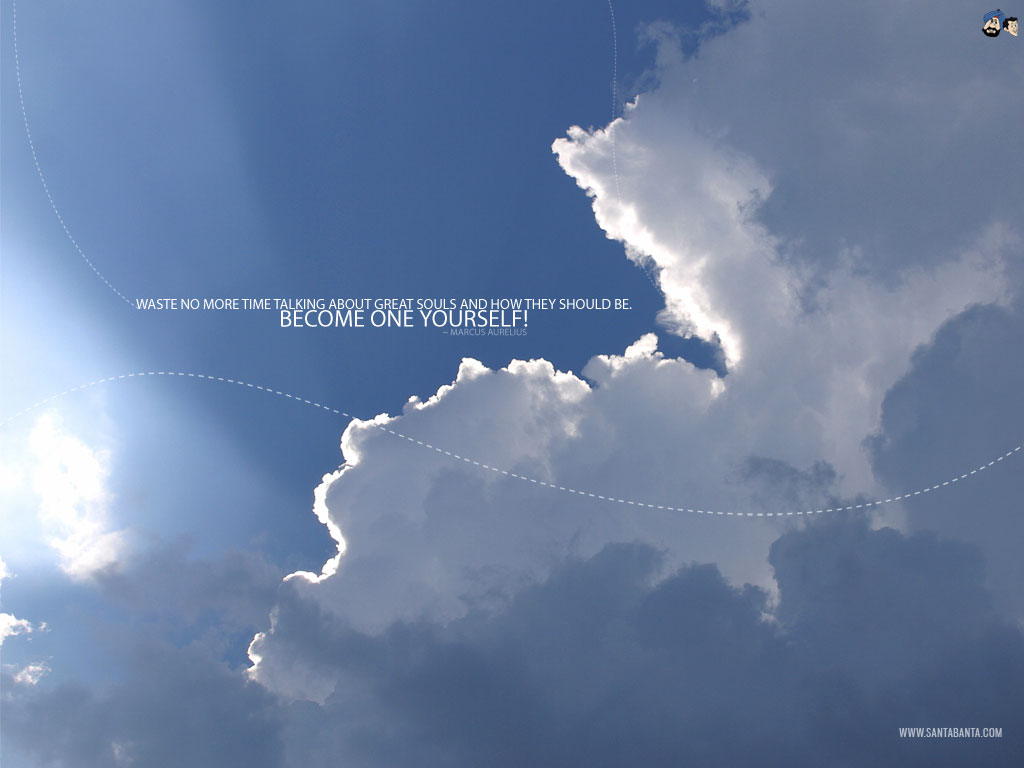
[607,0,621,204]
[11,0,134,307]
[1,370,1019,518]
[605,1,660,293]
[14,0,650,306]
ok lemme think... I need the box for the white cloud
[13,661,51,686]
[0,556,32,647]
[28,411,126,579]
[0,612,33,647]
[249,1,1019,702]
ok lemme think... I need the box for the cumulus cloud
[249,302,1005,699]
[552,46,1014,370]
[249,0,1020,704]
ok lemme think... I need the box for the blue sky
[2,0,728,584]
[3,1,1024,765]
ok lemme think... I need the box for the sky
[2,0,1023,765]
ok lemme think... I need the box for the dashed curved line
[12,0,134,306]
[5,6,1017,515]
[1,370,1019,518]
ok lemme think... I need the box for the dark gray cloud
[869,299,1024,615]
[735,456,843,516]
[6,516,1021,766]
[96,538,284,649]
[4,642,284,768]
[2,543,286,767]
[266,516,1023,767]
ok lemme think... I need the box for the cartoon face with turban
[984,9,1006,36]
[1005,16,1020,36]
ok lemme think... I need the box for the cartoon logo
[984,9,1021,37]
[984,9,1006,36]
